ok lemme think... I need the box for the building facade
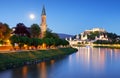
[40,6,47,38]
[85,28,106,33]
[67,28,108,46]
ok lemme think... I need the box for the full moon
[29,14,35,20]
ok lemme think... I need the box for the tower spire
[41,5,46,15]
[40,5,47,38]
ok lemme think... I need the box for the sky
[0,0,120,35]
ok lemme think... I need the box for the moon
[29,14,35,20]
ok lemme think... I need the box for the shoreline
[93,44,120,49]
[72,44,120,49]
[0,47,78,72]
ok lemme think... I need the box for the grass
[0,47,78,71]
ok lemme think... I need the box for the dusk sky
[0,0,120,35]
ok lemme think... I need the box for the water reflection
[50,60,55,65]
[22,66,28,78]
[0,70,12,78]
[37,60,55,78]
[76,47,120,73]
[37,62,47,78]
[77,47,105,72]
[1,48,120,78]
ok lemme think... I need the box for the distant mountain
[57,33,74,39]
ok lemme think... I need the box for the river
[0,47,120,78]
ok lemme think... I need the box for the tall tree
[13,23,30,37]
[3,23,12,40]
[0,22,11,44]
[31,24,40,38]
[31,38,40,49]
[44,28,59,39]
[9,35,19,49]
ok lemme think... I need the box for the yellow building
[40,6,47,38]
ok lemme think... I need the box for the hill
[57,33,74,39]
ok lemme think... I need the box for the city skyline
[0,0,120,35]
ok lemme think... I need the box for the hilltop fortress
[66,28,108,46]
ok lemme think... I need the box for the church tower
[40,6,47,38]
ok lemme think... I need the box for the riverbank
[93,44,120,49]
[0,47,78,71]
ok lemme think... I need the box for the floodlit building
[81,33,88,40]
[85,28,106,33]
[67,28,108,46]
[95,34,108,41]
[40,6,47,38]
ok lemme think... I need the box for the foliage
[93,40,110,44]
[0,22,11,44]
[106,32,119,40]
[93,32,120,44]
[87,31,104,40]
[94,40,120,44]
[54,38,62,46]
[9,35,19,47]
[31,38,43,48]
[10,35,69,49]
[44,28,59,39]
[13,23,30,37]
[10,35,30,49]
[60,39,69,46]
[10,24,69,49]
[31,24,40,38]
[42,38,54,48]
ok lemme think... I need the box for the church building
[40,6,47,38]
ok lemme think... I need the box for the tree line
[93,32,120,44]
[0,22,69,49]
[10,35,69,50]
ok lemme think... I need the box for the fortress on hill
[66,28,108,46]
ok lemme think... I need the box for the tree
[18,36,29,49]
[0,22,11,45]
[54,38,61,47]
[13,23,30,37]
[31,24,40,38]
[106,32,118,40]
[9,35,19,49]
[43,38,50,48]
[3,23,12,40]
[88,31,99,40]
[38,39,43,46]
[31,38,40,49]
[60,39,69,47]
[44,28,59,39]
[10,35,31,50]
[48,38,55,47]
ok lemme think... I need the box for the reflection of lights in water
[50,60,55,70]
[78,47,105,72]
[50,60,55,65]
[113,49,120,61]
[69,55,73,66]
[87,47,90,67]
[37,62,47,78]
[22,66,28,78]
[110,49,113,63]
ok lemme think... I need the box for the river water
[0,47,120,78]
